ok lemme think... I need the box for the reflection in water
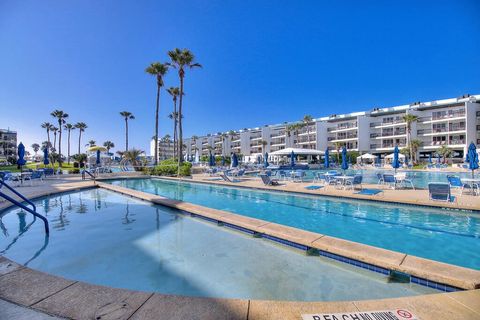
[0,217,8,237]
[122,202,136,226]
[1,211,39,255]
[18,212,27,233]
[24,234,49,267]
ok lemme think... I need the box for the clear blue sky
[1,0,479,155]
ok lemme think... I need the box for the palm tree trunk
[47,130,51,147]
[58,120,62,165]
[154,84,160,165]
[67,129,71,164]
[173,99,177,158]
[178,74,184,168]
[78,131,82,154]
[125,119,129,151]
[53,133,57,152]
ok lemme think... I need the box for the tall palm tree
[302,115,313,147]
[145,62,169,165]
[334,142,343,163]
[119,111,135,151]
[167,87,180,156]
[51,110,69,165]
[122,149,143,168]
[87,140,96,147]
[31,143,40,157]
[74,122,87,154]
[167,48,202,166]
[402,114,419,165]
[438,145,453,164]
[103,141,115,154]
[51,126,58,152]
[64,123,75,164]
[260,140,268,154]
[41,122,54,146]
[410,138,422,163]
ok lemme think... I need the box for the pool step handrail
[0,179,49,235]
[82,169,96,181]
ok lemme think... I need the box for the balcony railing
[431,110,465,120]
[370,119,405,127]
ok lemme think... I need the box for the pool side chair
[345,175,363,190]
[428,183,452,202]
[219,172,240,183]
[260,174,280,186]
[376,173,384,185]
[382,174,396,189]
[395,172,415,190]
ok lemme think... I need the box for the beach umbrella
[290,151,295,167]
[341,146,348,173]
[405,156,409,166]
[467,142,479,179]
[428,153,432,164]
[17,142,26,170]
[221,156,225,167]
[264,152,269,168]
[43,147,50,165]
[96,149,101,165]
[324,148,330,168]
[231,153,238,168]
[392,145,400,174]
[437,153,441,164]
[377,154,381,165]
[256,155,262,164]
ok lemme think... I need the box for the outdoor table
[335,175,354,189]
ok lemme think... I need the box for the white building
[178,94,480,161]
[150,138,175,161]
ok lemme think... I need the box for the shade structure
[290,151,295,167]
[357,153,376,160]
[231,153,238,168]
[467,142,479,178]
[87,146,107,152]
[96,149,101,165]
[392,145,400,173]
[43,147,50,165]
[385,153,405,159]
[264,152,269,168]
[221,156,226,167]
[324,148,330,168]
[17,143,26,166]
[341,146,348,171]
[269,147,323,156]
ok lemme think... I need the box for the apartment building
[0,129,18,162]
[179,94,480,161]
[149,138,175,161]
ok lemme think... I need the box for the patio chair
[219,172,240,183]
[292,170,306,182]
[313,172,325,183]
[447,175,467,195]
[395,172,415,190]
[382,174,396,189]
[24,171,44,186]
[42,168,55,178]
[232,169,245,177]
[376,173,384,185]
[345,175,363,190]
[428,183,452,202]
[259,174,280,186]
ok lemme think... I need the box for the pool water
[0,189,435,301]
[109,178,480,270]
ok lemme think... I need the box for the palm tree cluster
[146,48,201,167]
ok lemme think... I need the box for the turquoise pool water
[0,189,435,301]
[109,178,480,270]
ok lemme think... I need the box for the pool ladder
[0,179,49,235]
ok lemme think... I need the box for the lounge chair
[292,170,306,182]
[428,183,452,202]
[259,174,280,186]
[345,175,363,190]
[447,175,478,196]
[394,172,415,190]
[376,173,384,185]
[382,174,396,189]
[219,172,240,183]
[231,169,245,177]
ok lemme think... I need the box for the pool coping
[1,179,480,319]
[95,181,480,291]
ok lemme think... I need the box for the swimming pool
[0,189,435,301]
[108,178,480,270]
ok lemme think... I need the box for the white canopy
[385,153,406,159]
[269,148,324,156]
[357,153,377,160]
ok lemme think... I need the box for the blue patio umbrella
[17,142,26,170]
[324,148,330,168]
[405,156,409,166]
[208,152,215,167]
[392,145,400,174]
[256,155,262,164]
[428,153,432,164]
[341,146,348,173]
[231,153,238,168]
[264,152,269,168]
[290,151,295,167]
[377,154,381,165]
[221,156,225,167]
[437,153,441,164]
[467,142,479,179]
[43,147,50,165]
[96,149,101,165]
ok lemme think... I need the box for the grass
[0,162,75,172]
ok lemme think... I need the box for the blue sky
[1,0,479,154]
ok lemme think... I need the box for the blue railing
[82,169,96,181]
[0,180,49,235]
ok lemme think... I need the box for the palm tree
[31,143,40,157]
[285,124,295,147]
[64,123,75,164]
[123,149,143,167]
[409,138,422,163]
[402,114,419,165]
[145,62,169,165]
[103,141,115,154]
[74,122,87,154]
[119,111,135,151]
[438,145,453,164]
[41,122,54,146]
[51,126,58,152]
[191,135,198,155]
[87,140,96,147]
[167,87,180,156]
[260,140,268,154]
[303,115,313,147]
[51,110,69,165]
[334,142,343,163]
[167,48,202,166]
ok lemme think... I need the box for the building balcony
[328,123,357,133]
[370,120,406,128]
[423,140,466,149]
[270,142,285,147]
[270,134,285,140]
[330,136,358,143]
[250,136,262,141]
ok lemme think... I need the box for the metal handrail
[82,169,96,181]
[0,180,49,235]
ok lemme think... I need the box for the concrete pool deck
[1,174,480,319]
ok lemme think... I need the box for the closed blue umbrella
[437,153,441,164]
[341,146,348,173]
[256,155,262,164]
[290,151,295,168]
[96,149,101,165]
[264,152,269,168]
[231,153,238,168]
[43,147,50,165]
[208,152,215,167]
[467,142,479,179]
[377,154,381,165]
[17,142,26,170]
[324,148,329,168]
[221,155,225,166]
[405,156,409,166]
[428,153,432,164]
[392,145,400,174]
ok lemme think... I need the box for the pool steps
[96,181,480,291]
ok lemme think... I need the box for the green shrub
[149,161,191,177]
